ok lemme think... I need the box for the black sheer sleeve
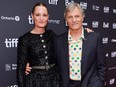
[17,36,28,87]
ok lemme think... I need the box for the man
[54,1,106,87]
[25,1,106,87]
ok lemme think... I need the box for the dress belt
[32,64,55,70]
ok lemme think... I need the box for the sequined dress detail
[17,30,61,87]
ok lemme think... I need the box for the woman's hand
[85,28,94,33]
[25,63,32,75]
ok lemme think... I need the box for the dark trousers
[68,80,81,87]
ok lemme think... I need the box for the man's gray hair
[64,1,85,18]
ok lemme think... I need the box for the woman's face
[32,6,49,29]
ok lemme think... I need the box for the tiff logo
[65,0,69,6]
[49,0,58,5]
[65,0,72,6]
[92,21,99,28]
[110,78,115,85]
[103,22,109,28]
[80,2,87,10]
[113,9,116,13]
[28,15,34,24]
[102,37,108,44]
[113,23,116,29]
[5,38,18,48]
[111,51,116,58]
[104,6,110,13]
[92,5,100,11]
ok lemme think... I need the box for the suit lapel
[63,32,69,60]
[62,32,70,78]
[81,29,89,77]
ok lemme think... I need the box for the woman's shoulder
[18,31,31,42]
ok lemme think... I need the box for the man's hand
[25,63,32,75]
[85,28,94,33]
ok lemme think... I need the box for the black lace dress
[17,30,61,87]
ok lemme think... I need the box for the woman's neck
[31,27,45,34]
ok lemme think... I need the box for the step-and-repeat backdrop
[0,0,116,87]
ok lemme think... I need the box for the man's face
[65,7,84,31]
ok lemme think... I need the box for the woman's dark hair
[32,2,48,14]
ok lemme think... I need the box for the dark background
[0,0,116,87]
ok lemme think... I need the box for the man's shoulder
[54,32,67,42]
[86,31,102,42]
[86,30,101,37]
[57,32,68,38]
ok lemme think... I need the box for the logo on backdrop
[109,78,115,85]
[103,22,109,28]
[105,53,109,57]
[111,39,116,43]
[103,6,110,13]
[1,16,20,21]
[111,51,116,58]
[5,64,17,71]
[109,66,116,70]
[102,37,108,44]
[48,19,60,24]
[104,81,106,86]
[65,0,72,6]
[5,38,18,48]
[92,21,99,28]
[113,23,116,29]
[80,2,87,10]
[28,15,60,25]
[48,0,58,5]
[92,5,100,11]
[113,9,116,13]
[82,22,88,26]
[28,15,34,24]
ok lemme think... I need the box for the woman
[17,2,61,87]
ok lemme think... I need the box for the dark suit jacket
[54,29,106,87]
